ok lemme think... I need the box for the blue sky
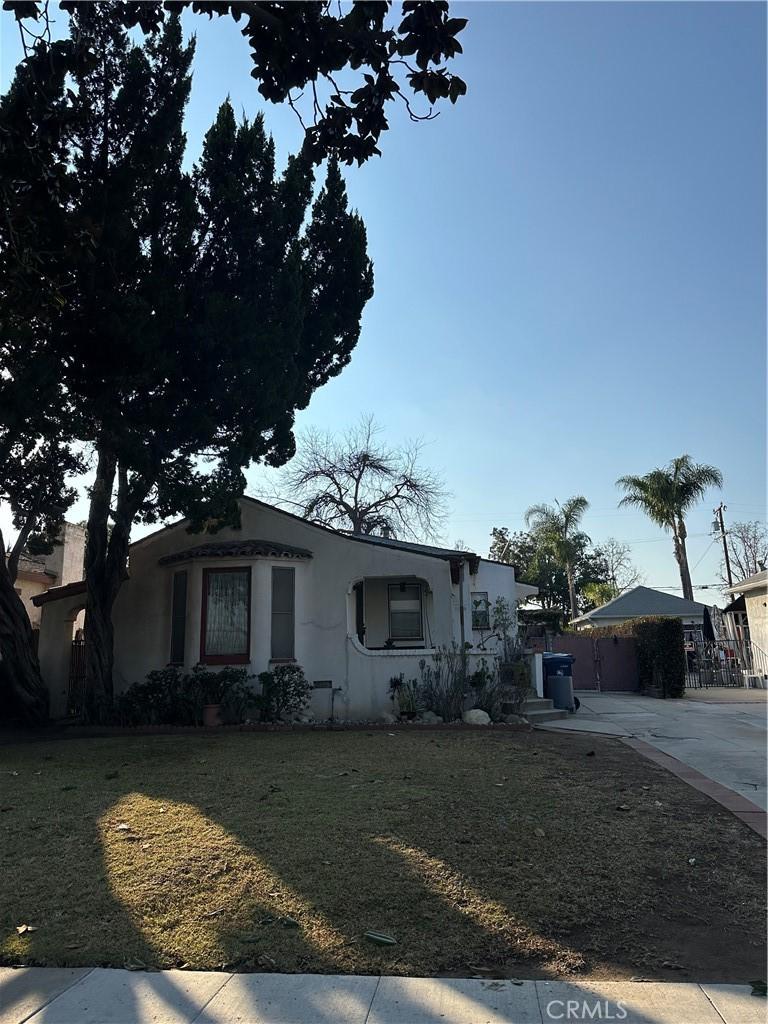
[1,2,765,596]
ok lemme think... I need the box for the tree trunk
[84,448,118,719]
[676,517,694,601]
[0,553,48,723]
[83,450,146,721]
[566,564,578,622]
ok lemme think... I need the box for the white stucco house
[33,497,538,720]
[723,570,768,661]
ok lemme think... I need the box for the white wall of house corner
[745,592,768,655]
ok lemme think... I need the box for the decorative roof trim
[32,580,87,607]
[158,538,313,566]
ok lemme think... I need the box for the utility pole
[713,503,733,589]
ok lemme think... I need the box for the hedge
[519,608,564,633]
[575,616,685,698]
[632,617,685,698]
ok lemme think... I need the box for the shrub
[258,663,311,721]
[115,667,200,726]
[418,646,466,721]
[115,665,258,726]
[388,673,423,716]
[632,617,685,698]
[467,658,505,721]
[518,607,564,635]
[499,659,531,716]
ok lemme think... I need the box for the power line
[691,538,717,573]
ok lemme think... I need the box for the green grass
[1,729,765,981]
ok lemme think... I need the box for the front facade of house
[35,498,537,720]
[570,585,706,642]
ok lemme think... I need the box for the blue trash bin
[542,652,577,712]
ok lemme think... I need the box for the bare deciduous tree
[723,521,768,585]
[262,417,448,541]
[593,537,644,594]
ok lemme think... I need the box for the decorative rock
[421,711,444,724]
[379,712,398,725]
[502,714,526,725]
[462,709,491,726]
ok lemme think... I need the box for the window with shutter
[271,566,295,660]
[170,570,187,665]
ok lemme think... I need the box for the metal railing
[685,638,767,689]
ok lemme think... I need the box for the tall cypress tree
[0,6,373,719]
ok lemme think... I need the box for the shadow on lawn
[2,728,766,1001]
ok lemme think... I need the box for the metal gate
[68,639,87,716]
[685,639,767,689]
[551,635,639,691]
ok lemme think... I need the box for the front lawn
[1,729,764,981]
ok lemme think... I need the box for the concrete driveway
[540,689,768,809]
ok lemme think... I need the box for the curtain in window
[205,570,249,656]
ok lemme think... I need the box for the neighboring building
[570,585,706,641]
[723,570,768,657]
[12,522,86,629]
[33,497,538,720]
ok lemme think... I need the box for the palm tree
[525,496,590,621]
[616,455,723,601]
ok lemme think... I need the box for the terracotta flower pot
[203,703,222,727]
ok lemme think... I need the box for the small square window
[472,592,490,630]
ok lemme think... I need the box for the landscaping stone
[502,714,526,724]
[421,711,444,724]
[379,712,397,724]
[462,709,491,726]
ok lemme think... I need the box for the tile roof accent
[158,538,313,566]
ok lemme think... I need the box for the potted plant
[194,666,233,727]
[389,674,422,720]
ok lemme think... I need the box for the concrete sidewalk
[1,967,765,1024]
[538,692,768,810]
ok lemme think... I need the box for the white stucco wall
[15,576,48,628]
[745,592,768,656]
[37,500,533,720]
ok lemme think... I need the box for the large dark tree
[1,8,374,719]
[4,1,468,166]
[0,39,87,720]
